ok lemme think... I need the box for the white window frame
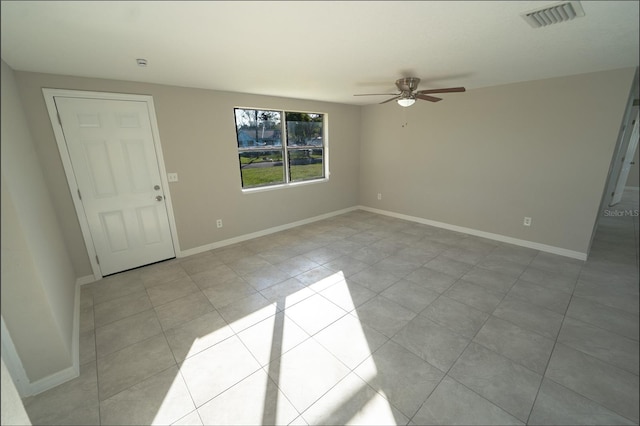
[234,107,329,192]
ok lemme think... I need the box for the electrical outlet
[167,173,178,182]
[377,193,382,200]
[523,217,532,227]
[216,219,223,228]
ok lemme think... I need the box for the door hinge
[77,188,82,200]
[95,255,100,265]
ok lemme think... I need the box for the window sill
[241,177,329,194]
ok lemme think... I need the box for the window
[234,108,325,189]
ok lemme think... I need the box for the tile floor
[23,191,639,425]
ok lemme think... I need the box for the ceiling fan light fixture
[397,98,415,107]
[354,77,465,106]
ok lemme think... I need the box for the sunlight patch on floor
[302,372,401,425]
[195,369,298,425]
[158,270,396,424]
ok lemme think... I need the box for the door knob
[156,195,163,201]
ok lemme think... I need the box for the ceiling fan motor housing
[396,77,421,92]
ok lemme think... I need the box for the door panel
[122,140,152,192]
[611,111,639,206]
[137,206,163,244]
[101,211,130,252]
[55,97,175,275]
[84,140,117,197]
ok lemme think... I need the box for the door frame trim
[589,67,639,257]
[43,88,180,281]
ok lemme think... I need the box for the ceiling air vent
[521,1,585,28]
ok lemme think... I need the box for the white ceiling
[1,1,638,105]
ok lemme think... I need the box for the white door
[611,111,639,206]
[55,96,175,276]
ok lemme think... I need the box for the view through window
[234,108,325,189]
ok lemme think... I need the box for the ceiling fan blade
[416,94,442,102]
[416,87,466,94]
[380,96,401,104]
[354,93,399,97]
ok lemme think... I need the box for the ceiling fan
[354,77,465,107]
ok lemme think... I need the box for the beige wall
[359,68,636,255]
[14,72,362,276]
[1,60,76,383]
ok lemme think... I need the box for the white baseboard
[358,206,587,261]
[179,204,586,261]
[24,282,82,396]
[0,284,82,398]
[21,365,79,397]
[76,275,96,286]
[1,318,78,397]
[178,206,359,258]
